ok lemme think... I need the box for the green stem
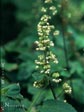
[57,89,64,98]
[27,90,42,112]
[49,80,57,100]
[61,0,70,71]
[44,48,57,100]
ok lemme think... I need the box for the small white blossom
[36,66,39,69]
[64,100,67,103]
[39,47,46,51]
[53,59,58,64]
[36,48,39,51]
[53,30,60,36]
[52,10,57,15]
[45,69,50,74]
[35,60,40,64]
[45,0,52,3]
[50,6,56,11]
[52,72,60,78]
[40,70,44,73]
[35,41,39,44]
[44,65,51,69]
[50,41,54,46]
[33,81,43,88]
[41,15,51,22]
[46,61,49,63]
[63,83,72,94]
[49,6,57,15]
[41,7,47,12]
[52,78,62,83]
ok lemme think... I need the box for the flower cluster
[35,50,58,75]
[35,15,55,51]
[63,83,72,94]
[52,72,62,83]
[33,81,44,88]
[49,6,57,15]
[34,0,60,88]
[41,7,47,13]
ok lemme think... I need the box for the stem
[62,24,69,70]
[49,80,57,100]
[57,89,64,98]
[27,90,42,112]
[61,0,70,71]
[44,48,57,100]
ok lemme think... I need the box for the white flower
[64,100,67,103]
[45,0,52,3]
[52,10,57,15]
[35,41,39,44]
[53,59,58,64]
[33,81,43,88]
[42,39,50,43]
[52,72,60,78]
[63,83,72,94]
[41,7,47,12]
[52,78,62,83]
[35,60,40,64]
[39,47,46,51]
[50,41,54,46]
[50,6,56,10]
[45,69,50,74]
[41,15,51,22]
[36,66,39,69]
[49,6,57,15]
[38,55,44,60]
[36,48,39,50]
[46,61,49,63]
[53,30,60,36]
[40,70,44,73]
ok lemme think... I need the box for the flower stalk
[33,0,72,99]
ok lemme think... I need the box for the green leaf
[72,79,84,104]
[38,100,77,112]
[1,84,26,112]
[75,34,84,49]
[1,96,26,112]
[60,70,71,78]
[70,61,84,75]
[17,60,35,80]
[2,84,23,99]
[32,72,45,81]
[4,63,18,71]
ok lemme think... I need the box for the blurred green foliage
[0,0,84,112]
